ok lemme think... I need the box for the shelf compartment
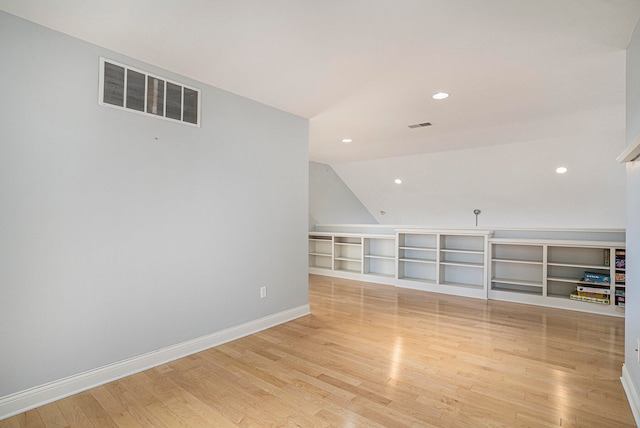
[398,260,436,282]
[492,243,544,263]
[547,246,611,268]
[364,237,396,259]
[398,233,437,251]
[334,236,362,245]
[334,258,362,274]
[491,280,543,296]
[440,281,484,290]
[546,280,579,300]
[398,276,437,285]
[439,264,484,288]
[547,265,610,285]
[399,248,436,263]
[492,261,543,285]
[440,234,485,252]
[334,236,362,265]
[440,250,484,266]
[364,257,395,277]
[309,254,332,270]
[309,235,333,269]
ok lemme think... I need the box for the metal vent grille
[99,58,201,127]
[408,122,432,129]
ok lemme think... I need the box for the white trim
[489,237,625,247]
[617,134,640,163]
[314,224,625,233]
[0,304,310,420]
[621,364,640,426]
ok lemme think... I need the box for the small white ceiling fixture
[394,178,402,184]
[556,166,568,174]
[342,138,352,143]
[432,92,449,100]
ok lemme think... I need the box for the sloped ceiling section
[1,0,639,164]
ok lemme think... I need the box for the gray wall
[309,161,376,228]
[0,12,309,398]
[625,17,640,410]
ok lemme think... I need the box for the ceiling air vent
[99,57,201,127]
[408,122,432,129]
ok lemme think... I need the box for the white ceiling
[2,0,639,164]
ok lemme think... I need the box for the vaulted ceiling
[2,0,639,164]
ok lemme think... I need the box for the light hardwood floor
[1,274,635,427]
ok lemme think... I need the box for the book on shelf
[583,272,610,284]
[569,294,610,305]
[616,249,626,269]
[576,285,610,295]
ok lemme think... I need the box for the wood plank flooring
[1,274,635,427]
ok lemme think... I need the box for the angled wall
[0,11,308,405]
[309,161,377,228]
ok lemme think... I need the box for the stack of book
[616,250,626,269]
[569,283,611,305]
[615,289,625,307]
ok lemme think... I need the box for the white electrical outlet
[260,286,267,299]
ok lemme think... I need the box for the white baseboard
[0,304,310,421]
[621,363,640,427]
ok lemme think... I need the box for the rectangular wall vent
[99,58,201,127]
[408,122,432,129]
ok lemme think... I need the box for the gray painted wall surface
[625,18,640,409]
[0,12,309,398]
[309,161,376,228]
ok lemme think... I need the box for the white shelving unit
[489,238,626,316]
[309,227,626,317]
[395,230,491,297]
[333,235,363,274]
[491,242,545,296]
[309,232,398,283]
[397,232,437,284]
[394,229,491,299]
[308,233,333,271]
[438,233,487,291]
[363,235,396,278]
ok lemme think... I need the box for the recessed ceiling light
[432,92,449,100]
[342,138,352,143]
[394,178,402,184]
[556,166,568,174]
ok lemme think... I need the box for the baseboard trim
[0,304,310,421]
[621,363,640,427]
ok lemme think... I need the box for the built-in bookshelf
[309,226,626,317]
[489,239,626,316]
